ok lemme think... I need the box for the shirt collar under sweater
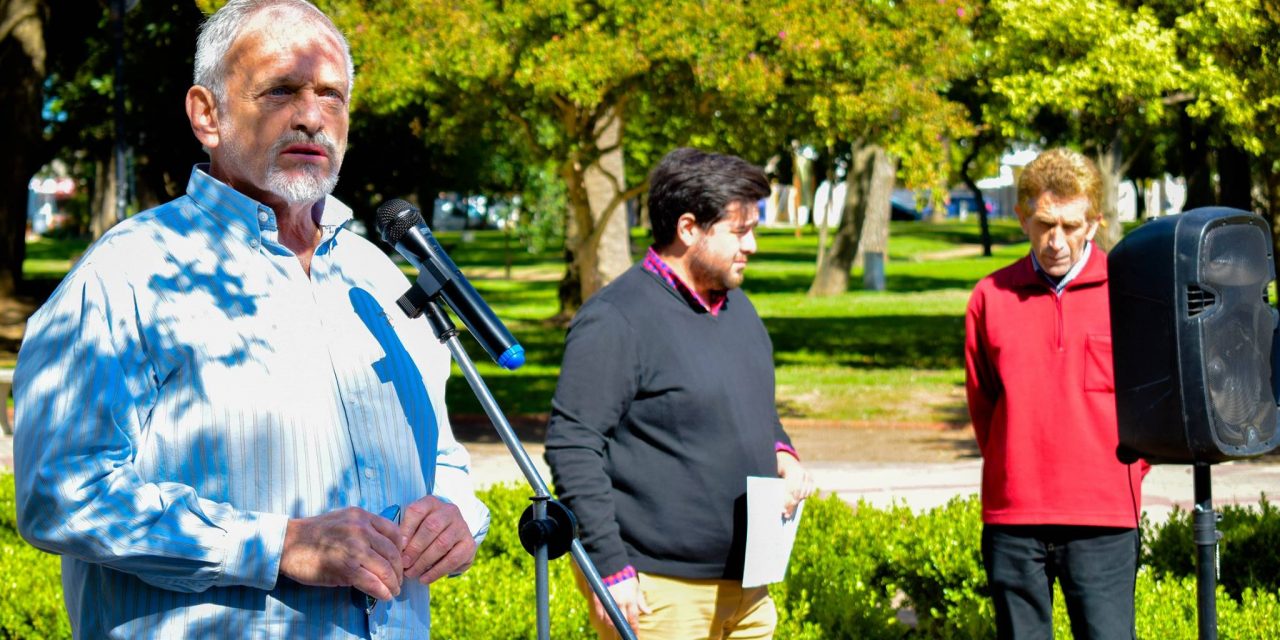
[1029,241,1094,294]
[642,246,728,316]
[1012,242,1107,293]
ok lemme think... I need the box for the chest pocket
[1084,333,1114,393]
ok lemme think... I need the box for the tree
[985,0,1185,251]
[0,0,48,298]
[949,0,1013,258]
[1170,0,1280,276]
[341,0,780,318]
[758,0,974,295]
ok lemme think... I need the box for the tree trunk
[1179,108,1215,210]
[555,109,638,320]
[0,0,48,298]
[960,140,992,257]
[558,159,592,321]
[1133,179,1147,221]
[813,143,836,271]
[583,112,630,284]
[859,149,894,291]
[809,142,893,296]
[91,153,123,240]
[1093,139,1124,252]
[1217,144,1253,211]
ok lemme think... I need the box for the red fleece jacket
[965,248,1146,527]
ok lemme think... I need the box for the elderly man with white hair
[12,1,488,637]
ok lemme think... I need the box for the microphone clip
[397,273,459,342]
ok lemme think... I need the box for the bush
[1144,496,1280,598]
[887,496,992,638]
[0,474,71,639]
[429,484,595,639]
[778,493,1280,639]
[774,495,907,639]
[2,476,1279,639]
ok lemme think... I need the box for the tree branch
[0,5,39,48]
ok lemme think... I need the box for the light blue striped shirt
[13,166,489,639]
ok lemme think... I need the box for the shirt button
[258,210,269,223]
[250,239,259,248]
[364,468,376,479]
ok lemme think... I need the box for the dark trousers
[981,524,1139,640]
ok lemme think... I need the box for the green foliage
[776,495,906,638]
[429,484,596,639]
[778,492,1280,639]
[0,475,71,639]
[887,497,992,638]
[776,494,990,639]
[0,474,16,542]
[3,477,1280,638]
[761,0,977,189]
[988,0,1183,134]
[1144,496,1280,598]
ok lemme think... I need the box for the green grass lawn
[16,219,1027,425]
[437,219,1026,425]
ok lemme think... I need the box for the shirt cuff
[602,565,637,587]
[216,509,290,591]
[775,441,800,460]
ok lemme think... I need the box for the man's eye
[267,87,292,97]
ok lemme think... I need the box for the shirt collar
[642,247,728,316]
[1030,241,1093,294]
[185,164,354,242]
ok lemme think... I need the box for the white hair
[193,0,354,105]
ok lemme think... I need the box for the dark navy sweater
[545,262,790,580]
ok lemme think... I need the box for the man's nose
[741,229,758,255]
[292,91,323,134]
[1045,226,1064,250]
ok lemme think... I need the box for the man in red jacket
[965,148,1146,639]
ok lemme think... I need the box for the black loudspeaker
[1110,207,1280,464]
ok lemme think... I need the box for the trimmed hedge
[776,494,1280,639]
[1144,496,1280,597]
[2,476,1279,639]
[0,474,71,640]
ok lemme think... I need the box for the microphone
[375,198,525,370]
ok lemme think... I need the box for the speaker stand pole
[1193,463,1220,640]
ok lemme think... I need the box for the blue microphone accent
[498,344,526,370]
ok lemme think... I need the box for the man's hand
[399,496,478,585]
[591,577,651,632]
[279,507,405,601]
[777,451,815,519]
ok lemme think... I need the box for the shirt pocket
[1084,333,1114,393]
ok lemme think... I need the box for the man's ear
[186,86,221,150]
[1014,203,1031,235]
[674,213,700,248]
[1084,217,1101,242]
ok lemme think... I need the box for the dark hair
[647,148,769,248]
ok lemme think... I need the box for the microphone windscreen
[376,198,425,245]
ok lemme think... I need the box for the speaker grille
[1199,223,1278,449]
[1186,285,1217,316]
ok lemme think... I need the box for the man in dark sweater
[545,148,814,639]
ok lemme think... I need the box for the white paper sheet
[741,476,805,588]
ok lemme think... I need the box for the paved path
[463,441,1278,524]
[3,423,1276,525]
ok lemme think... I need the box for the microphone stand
[1192,463,1221,640]
[396,274,638,640]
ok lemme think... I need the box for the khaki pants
[582,571,777,640]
